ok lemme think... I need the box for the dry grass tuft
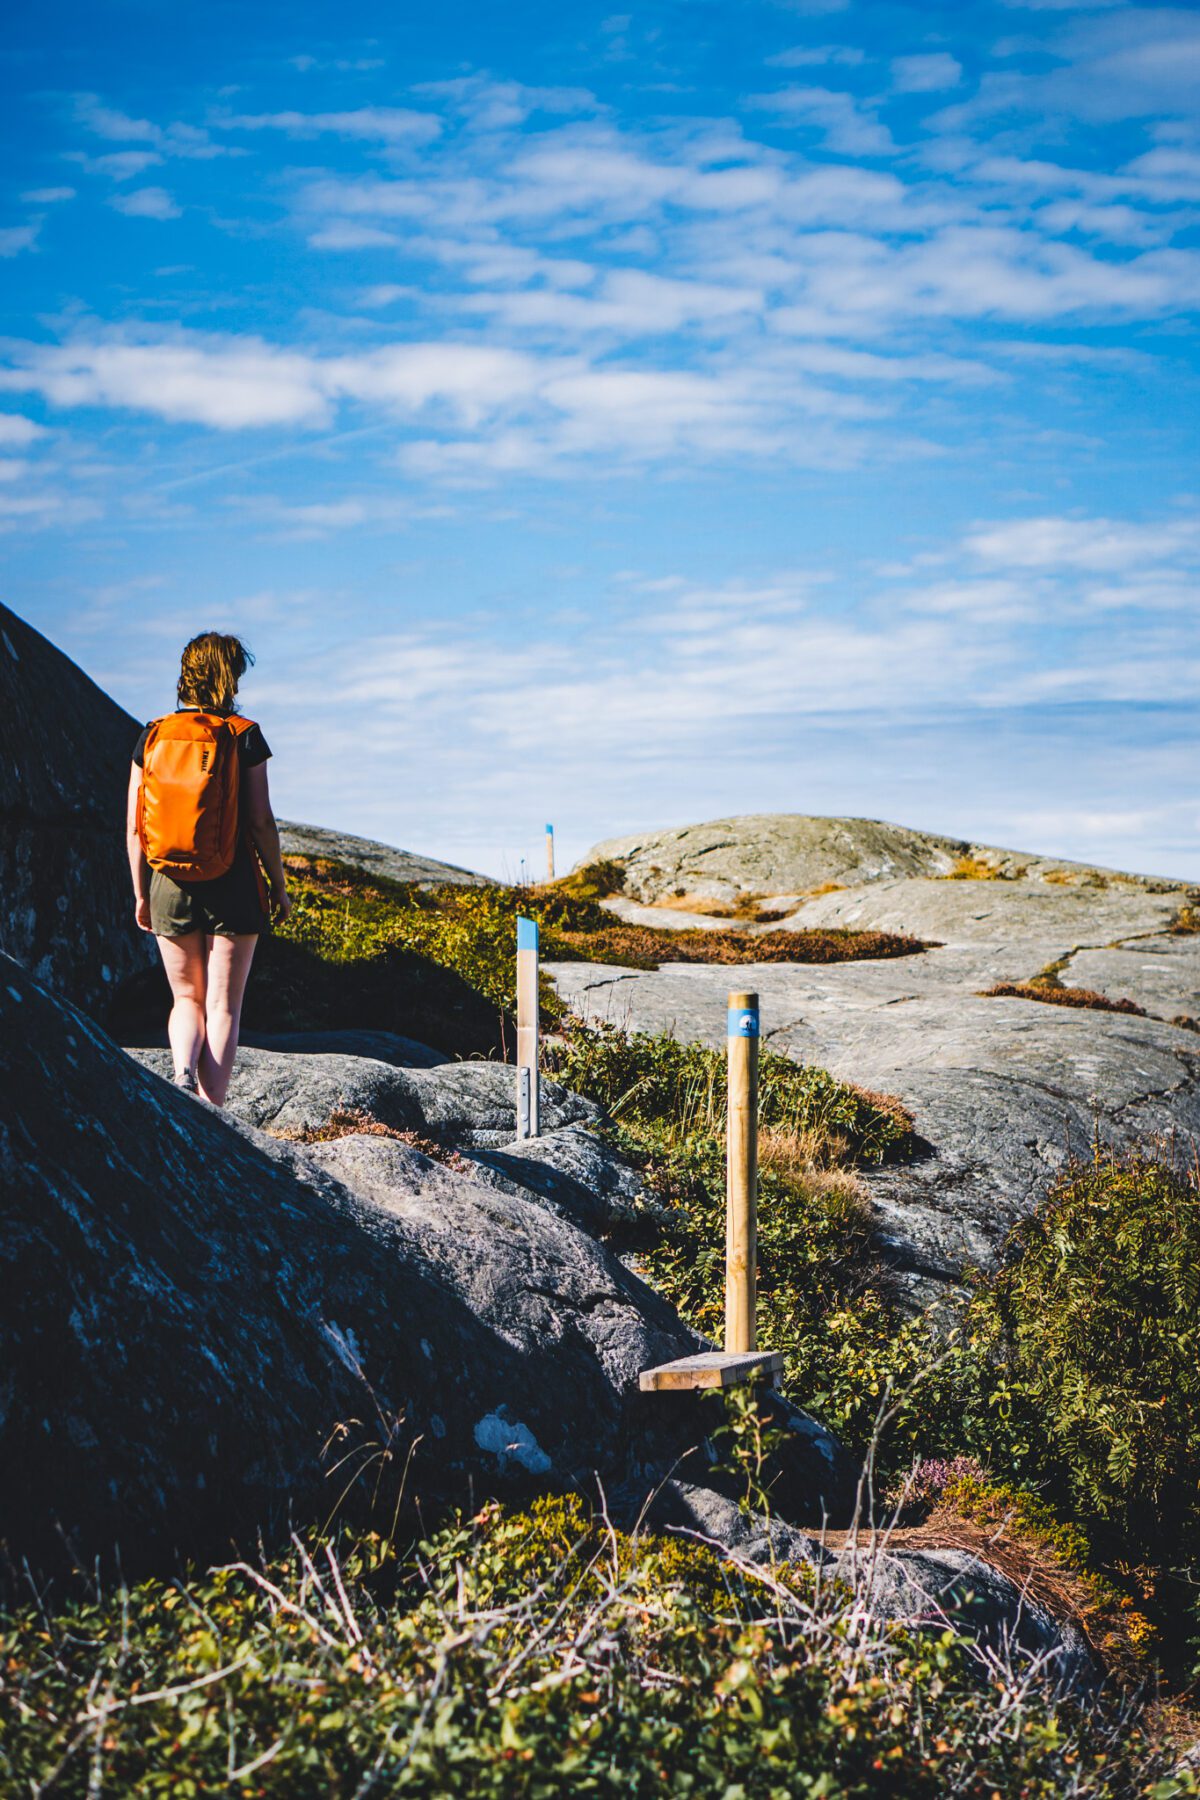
[553,923,925,968]
[942,855,1004,881]
[757,1125,871,1199]
[825,1503,1145,1677]
[983,982,1146,1017]
[268,1106,474,1171]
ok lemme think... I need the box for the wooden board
[639,1350,784,1393]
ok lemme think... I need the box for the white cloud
[0,489,102,533]
[777,0,853,14]
[415,75,596,132]
[940,10,1200,128]
[218,107,440,144]
[308,222,401,249]
[771,341,999,385]
[747,86,896,156]
[767,44,865,68]
[332,341,546,424]
[73,92,226,159]
[0,337,333,429]
[891,53,963,93]
[0,225,39,257]
[0,332,787,470]
[1121,147,1200,203]
[288,53,386,72]
[355,283,417,307]
[65,149,164,181]
[965,513,1199,574]
[109,187,181,221]
[458,268,763,339]
[0,415,47,446]
[74,94,160,142]
[1035,199,1177,248]
[22,186,76,204]
[770,226,1200,331]
[227,494,447,538]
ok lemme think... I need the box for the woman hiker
[125,631,292,1105]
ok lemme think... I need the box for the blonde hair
[176,633,254,714]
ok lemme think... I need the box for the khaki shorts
[150,846,268,939]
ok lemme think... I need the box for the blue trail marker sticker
[728,1005,759,1038]
[517,916,539,952]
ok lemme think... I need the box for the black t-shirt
[132,710,272,770]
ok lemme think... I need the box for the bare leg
[156,932,208,1084]
[199,933,258,1106]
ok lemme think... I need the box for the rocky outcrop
[0,602,153,1016]
[549,874,1200,1300]
[0,956,851,1576]
[128,1045,601,1147]
[127,1044,649,1237]
[581,814,1185,907]
[279,819,493,888]
[240,1027,446,1069]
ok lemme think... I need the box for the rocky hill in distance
[558,812,1200,1303]
[278,820,493,889]
[585,812,1186,914]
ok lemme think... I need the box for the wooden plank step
[639,1350,784,1393]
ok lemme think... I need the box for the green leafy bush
[2,1496,1185,1798]
[970,1153,1200,1555]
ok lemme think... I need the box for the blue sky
[2,0,1198,879]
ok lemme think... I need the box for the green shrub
[543,1018,913,1165]
[969,1153,1200,1555]
[2,1496,1184,1798]
[277,862,558,1022]
[549,856,627,901]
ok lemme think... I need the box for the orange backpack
[137,711,256,881]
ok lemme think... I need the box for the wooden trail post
[639,988,781,1393]
[545,823,556,882]
[725,990,759,1354]
[516,916,540,1139]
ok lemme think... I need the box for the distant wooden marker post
[545,823,555,882]
[516,916,540,1139]
[639,990,783,1393]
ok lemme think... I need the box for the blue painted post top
[517,917,539,952]
[727,1004,760,1038]
[545,823,553,834]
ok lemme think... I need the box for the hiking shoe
[173,1068,199,1094]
